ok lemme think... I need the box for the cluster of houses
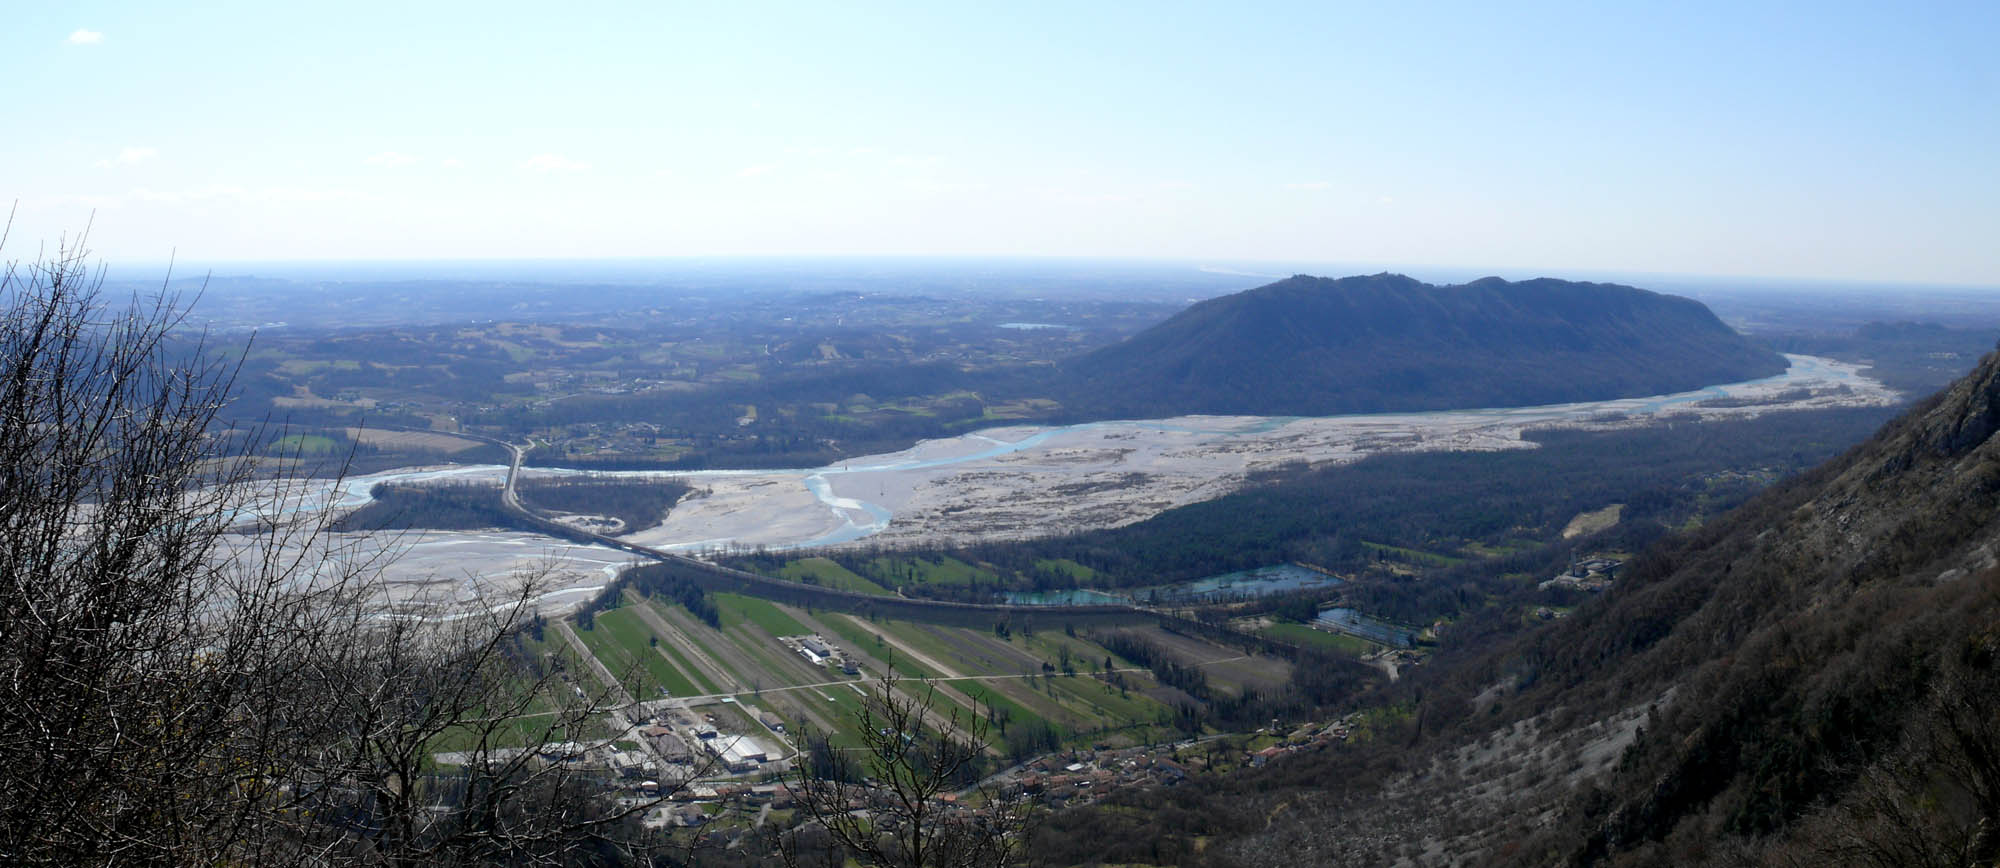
[427,740,668,790]
[624,711,1381,840]
[988,744,1205,809]
[503,740,660,780]
[1539,555,1624,592]
[635,712,782,776]
[780,633,861,676]
[1244,712,1368,768]
[642,781,802,829]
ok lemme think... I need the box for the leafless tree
[248,576,686,868]
[0,222,680,866]
[1771,643,2000,868]
[782,668,1035,868]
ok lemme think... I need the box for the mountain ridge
[1065,273,1788,417]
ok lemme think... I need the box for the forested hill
[1211,345,2000,866]
[1510,342,2000,864]
[1065,273,1787,416]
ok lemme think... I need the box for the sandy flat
[587,354,1898,551]
[213,528,638,615]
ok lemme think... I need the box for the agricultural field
[562,589,1286,759]
[770,557,891,596]
[568,607,709,700]
[343,427,491,455]
[857,554,1000,588]
[207,289,1186,472]
[1257,620,1379,657]
[1358,540,1466,567]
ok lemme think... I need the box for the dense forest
[514,476,693,533]
[330,483,525,533]
[331,476,692,535]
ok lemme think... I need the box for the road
[654,667,1155,707]
[468,437,1157,622]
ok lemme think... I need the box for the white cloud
[1377,195,1395,204]
[67,29,103,45]
[736,164,778,178]
[95,146,158,168]
[365,151,419,168]
[519,153,591,173]
[1286,181,1332,191]
[440,157,463,169]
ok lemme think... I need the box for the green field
[1020,631,1143,672]
[827,614,1178,747]
[573,608,703,698]
[554,591,1274,755]
[1033,558,1098,582]
[1044,671,1162,725]
[861,555,1000,587]
[642,615,722,693]
[714,593,811,637]
[271,433,342,455]
[1460,537,1546,558]
[1360,540,1467,567]
[1261,621,1379,656]
[775,557,891,595]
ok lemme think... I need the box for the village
[467,706,1379,837]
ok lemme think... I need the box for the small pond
[1315,607,1416,648]
[1003,563,1343,606]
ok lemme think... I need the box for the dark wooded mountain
[1177,345,2000,866]
[1067,273,1787,416]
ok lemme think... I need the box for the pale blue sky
[5,1,1995,285]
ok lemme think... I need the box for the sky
[3,1,1996,286]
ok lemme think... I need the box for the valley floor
[640,355,1893,552]
[234,355,1895,614]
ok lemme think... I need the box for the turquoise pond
[1316,607,1417,648]
[1003,563,1343,606]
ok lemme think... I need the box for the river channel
[251,354,1894,610]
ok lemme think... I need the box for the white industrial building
[708,734,778,773]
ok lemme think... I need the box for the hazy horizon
[93,254,2000,298]
[6,2,1995,287]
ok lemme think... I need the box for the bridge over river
[476,435,1153,624]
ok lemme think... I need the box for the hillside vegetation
[1121,345,2000,867]
[1068,274,1787,417]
